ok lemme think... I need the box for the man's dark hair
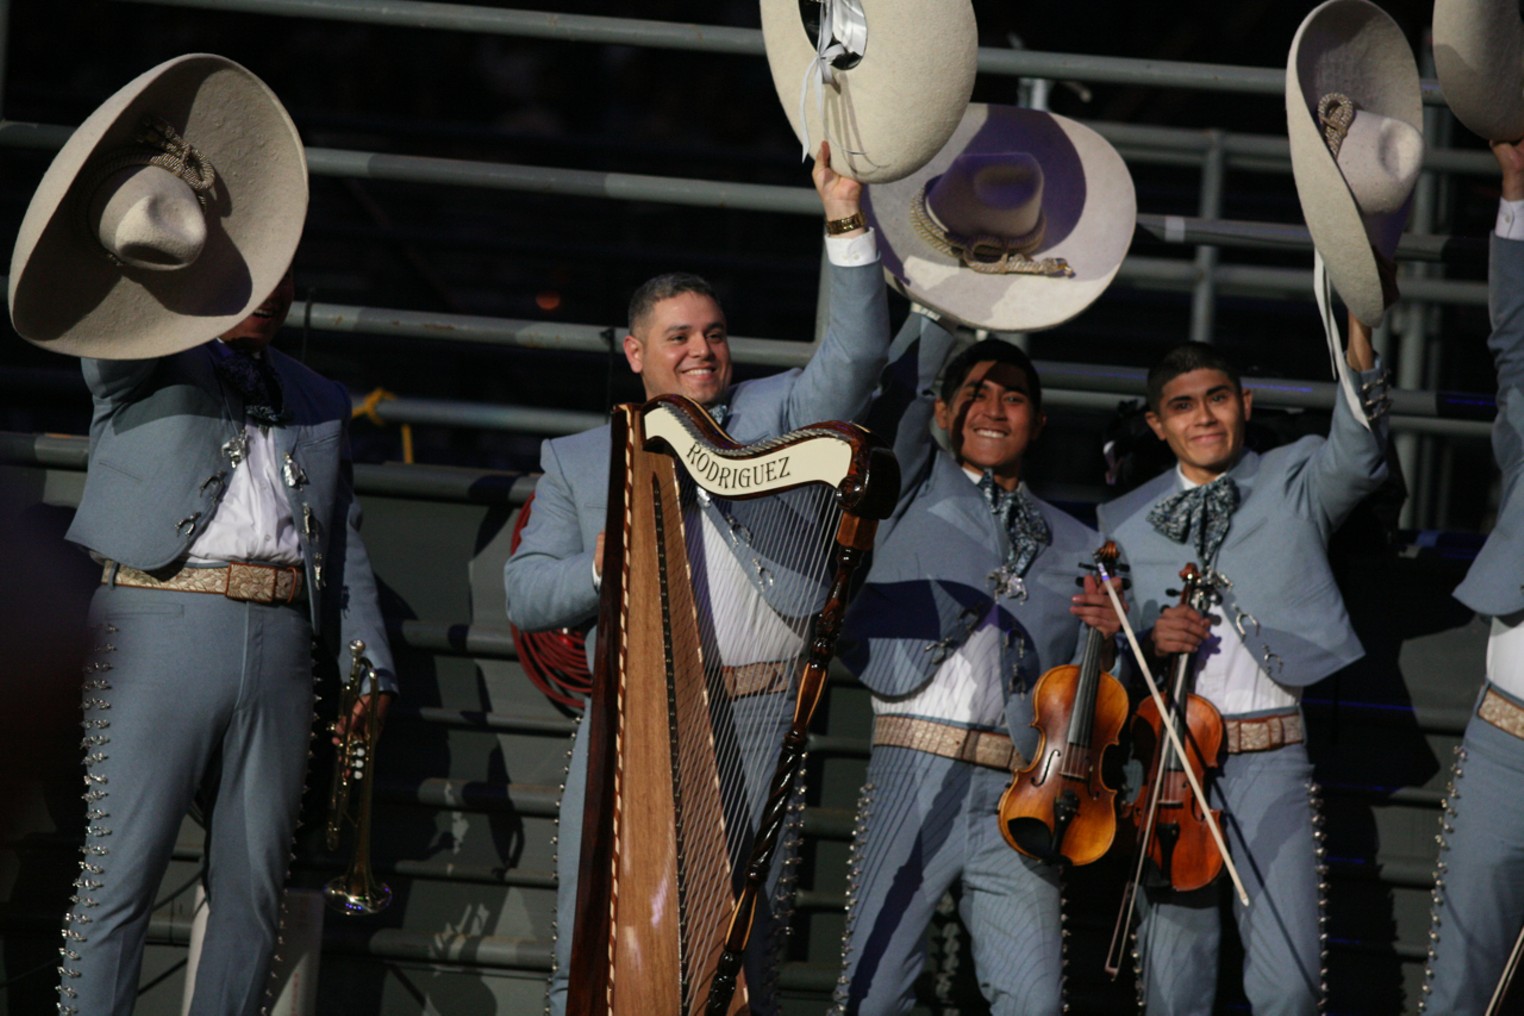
[939,337,1043,412]
[1145,341,1243,412]
[627,273,720,334]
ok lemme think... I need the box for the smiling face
[1145,367,1253,483]
[623,290,733,405]
[219,269,295,353]
[934,360,1045,490]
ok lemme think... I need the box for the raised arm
[1294,307,1392,536]
[1487,139,1524,481]
[778,141,891,430]
[867,312,958,517]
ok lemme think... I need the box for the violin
[1122,562,1225,892]
[1104,562,1232,978]
[998,541,1129,867]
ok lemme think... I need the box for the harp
[568,395,898,1016]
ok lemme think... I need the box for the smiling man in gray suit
[1097,319,1387,1014]
[830,316,1122,1016]
[505,140,889,1016]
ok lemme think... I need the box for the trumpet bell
[324,875,392,917]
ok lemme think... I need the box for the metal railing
[0,1,1499,529]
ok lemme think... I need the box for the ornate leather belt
[1223,711,1303,754]
[1478,687,1524,740]
[720,660,794,700]
[873,715,1025,773]
[104,560,304,606]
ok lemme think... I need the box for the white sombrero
[760,0,977,183]
[864,103,1136,332]
[1434,0,1524,142]
[1286,0,1423,328]
[8,53,308,359]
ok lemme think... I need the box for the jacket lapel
[924,457,1006,555]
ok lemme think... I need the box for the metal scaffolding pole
[1394,49,1452,530]
[350,391,1489,442]
[113,0,1456,107]
[1189,130,1225,344]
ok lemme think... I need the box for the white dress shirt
[1172,467,1299,717]
[873,467,1020,730]
[186,344,302,567]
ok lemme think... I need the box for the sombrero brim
[1286,0,1422,328]
[1434,0,1524,142]
[8,53,308,359]
[865,104,1137,333]
[760,0,977,184]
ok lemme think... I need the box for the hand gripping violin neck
[1104,562,1229,978]
[1125,562,1225,892]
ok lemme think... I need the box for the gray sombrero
[8,53,308,359]
[1286,0,1423,328]
[760,0,977,183]
[1434,0,1524,142]
[864,103,1136,332]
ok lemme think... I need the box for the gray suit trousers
[1423,682,1524,1015]
[1136,741,1324,1015]
[58,585,315,1016]
[831,747,1064,1016]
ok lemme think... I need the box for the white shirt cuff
[592,554,602,592]
[825,228,880,267]
[1497,198,1524,241]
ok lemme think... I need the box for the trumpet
[324,639,392,916]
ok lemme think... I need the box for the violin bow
[1094,556,1250,908]
[1103,565,1230,977]
[1486,920,1524,1015]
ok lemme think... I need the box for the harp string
[672,468,842,978]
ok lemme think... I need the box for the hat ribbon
[795,0,867,162]
[910,188,1074,277]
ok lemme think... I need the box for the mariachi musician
[1097,325,1383,1013]
[7,56,395,1015]
[1419,10,1524,998]
[504,140,890,1016]
[1100,5,1408,1008]
[831,103,1136,1014]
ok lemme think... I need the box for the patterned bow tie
[977,471,1051,578]
[1146,475,1240,565]
[215,351,285,426]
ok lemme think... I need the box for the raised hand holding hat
[761,0,977,183]
[8,53,308,359]
[1286,0,1420,430]
[1286,0,1423,329]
